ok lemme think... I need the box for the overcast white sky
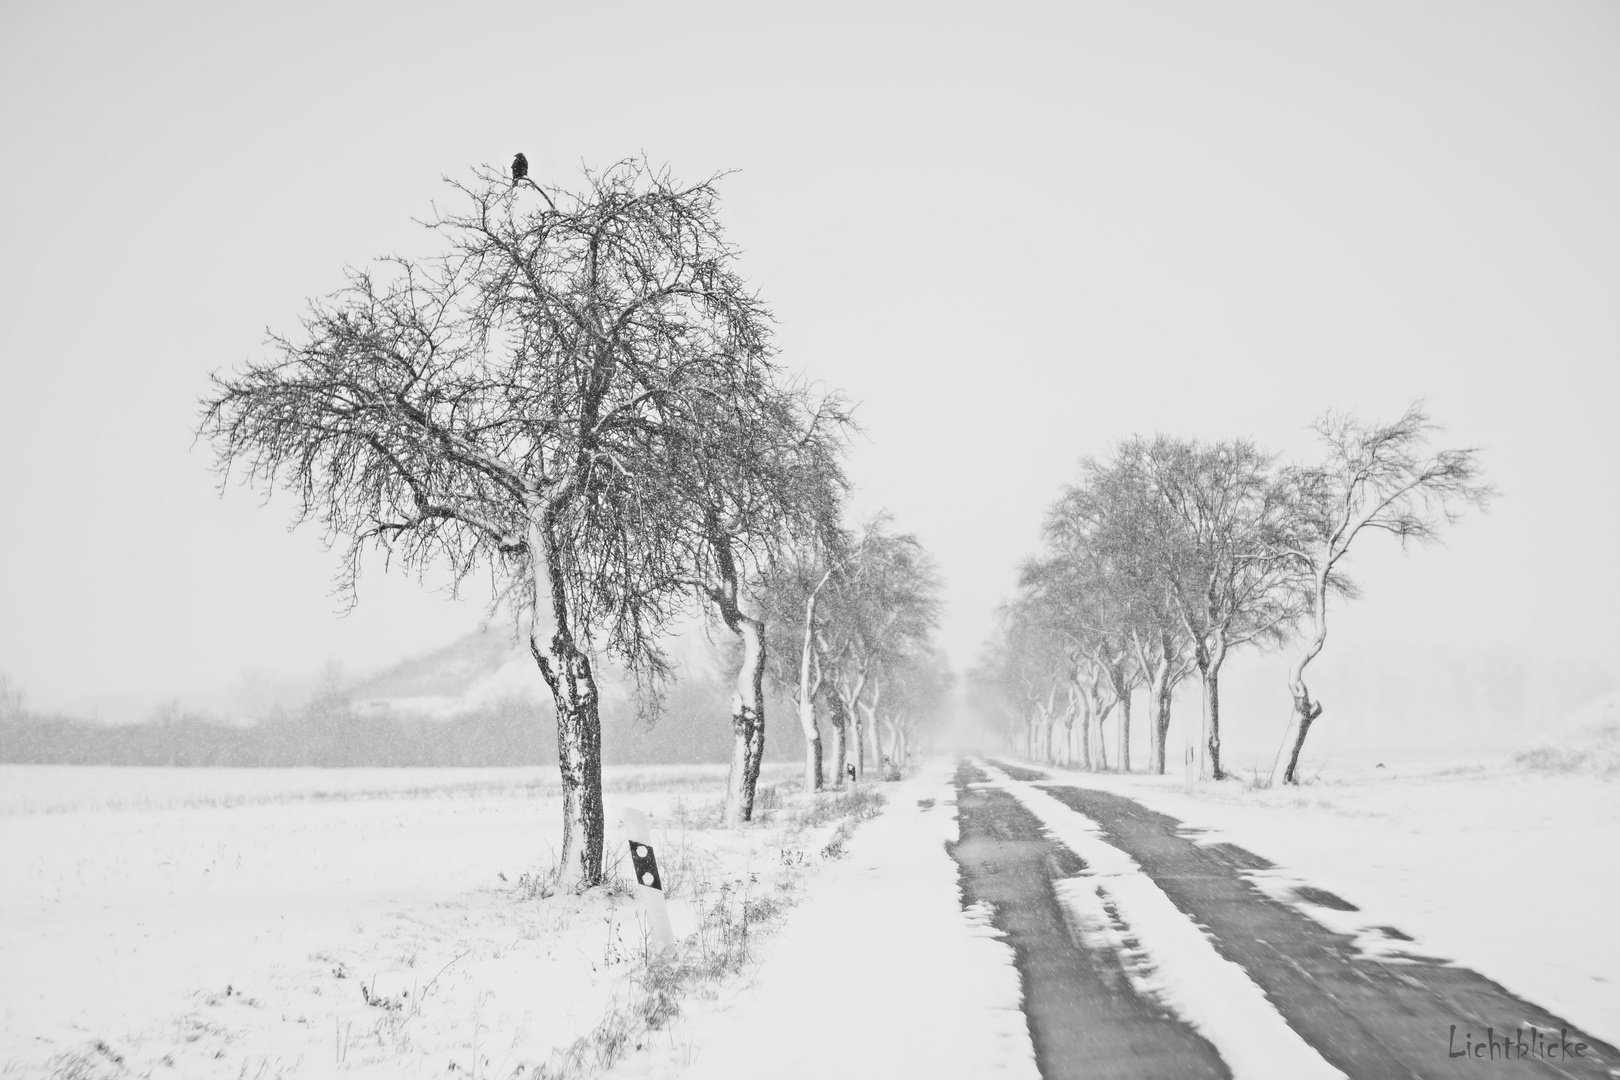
[1,0,1616,724]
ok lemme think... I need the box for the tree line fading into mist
[973,405,1490,785]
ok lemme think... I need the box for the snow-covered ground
[602,760,1039,1080]
[0,763,822,1078]
[0,763,767,816]
[1023,754,1620,1047]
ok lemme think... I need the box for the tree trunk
[864,682,883,775]
[1201,647,1227,780]
[528,516,605,886]
[1095,699,1113,771]
[1280,572,1331,785]
[826,689,849,788]
[1076,684,1093,771]
[1282,693,1323,785]
[1152,664,1173,775]
[723,610,766,826]
[799,693,823,794]
[843,667,869,782]
[1117,685,1132,773]
[798,579,830,793]
[531,635,604,887]
[851,702,864,780]
[1059,690,1077,767]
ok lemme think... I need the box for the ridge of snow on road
[978,762,1347,1080]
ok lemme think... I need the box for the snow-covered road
[956,759,1618,1080]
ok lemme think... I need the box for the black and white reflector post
[621,808,675,954]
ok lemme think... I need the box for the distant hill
[348,626,567,718]
[349,624,731,717]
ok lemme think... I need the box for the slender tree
[759,544,842,792]
[1273,404,1490,784]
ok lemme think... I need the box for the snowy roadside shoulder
[607,759,1040,1080]
[1015,759,1620,1051]
[530,783,891,1080]
[977,761,1346,1080]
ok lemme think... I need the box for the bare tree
[668,380,850,825]
[1119,437,1305,780]
[818,519,942,783]
[201,160,791,884]
[1000,571,1095,766]
[1050,458,1196,774]
[875,648,954,773]
[1025,488,1156,773]
[1273,404,1491,784]
[1129,624,1195,774]
[759,531,852,794]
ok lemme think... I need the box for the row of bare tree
[759,515,951,793]
[199,160,948,887]
[973,405,1490,784]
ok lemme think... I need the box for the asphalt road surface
[949,760,1619,1080]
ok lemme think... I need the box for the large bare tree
[1272,404,1491,784]
[201,159,797,884]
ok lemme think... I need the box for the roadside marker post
[1183,741,1197,794]
[620,807,676,955]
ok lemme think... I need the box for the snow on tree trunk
[1199,639,1229,781]
[798,591,825,792]
[826,690,849,787]
[799,694,823,794]
[1077,687,1093,771]
[862,681,883,775]
[723,611,766,826]
[528,519,606,885]
[1117,685,1132,773]
[1280,571,1330,785]
[1152,662,1173,775]
[532,638,605,887]
[1095,698,1113,771]
[866,703,882,775]
[852,698,866,779]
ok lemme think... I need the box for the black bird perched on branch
[511,152,528,185]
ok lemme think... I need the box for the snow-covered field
[0,764,775,817]
[0,762,828,1079]
[1026,754,1620,1047]
[14,750,1603,1080]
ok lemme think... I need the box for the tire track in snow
[976,761,1347,1080]
[950,761,1231,1080]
